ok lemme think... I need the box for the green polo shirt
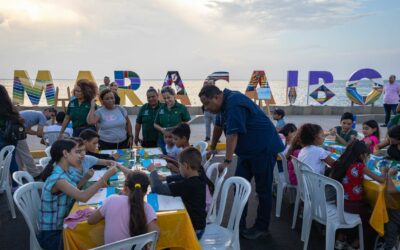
[154,102,191,133]
[66,99,92,128]
[136,102,163,142]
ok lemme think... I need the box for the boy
[164,128,180,159]
[148,147,206,239]
[79,129,120,170]
[273,109,286,131]
[163,123,191,173]
[328,112,358,145]
[44,111,73,137]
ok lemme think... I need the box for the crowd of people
[1,74,400,250]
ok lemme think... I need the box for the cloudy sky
[0,0,398,80]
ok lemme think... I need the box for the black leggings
[99,138,130,150]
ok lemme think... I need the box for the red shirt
[341,162,365,201]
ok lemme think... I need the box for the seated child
[329,140,385,249]
[273,108,286,131]
[79,129,119,170]
[285,132,303,185]
[327,112,358,145]
[298,123,336,175]
[148,147,206,239]
[88,171,159,245]
[361,120,380,152]
[38,139,117,250]
[382,168,400,250]
[163,123,191,173]
[164,128,180,159]
[276,123,297,182]
[44,111,73,137]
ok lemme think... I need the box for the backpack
[0,119,27,144]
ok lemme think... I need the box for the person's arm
[335,134,348,145]
[206,125,222,159]
[147,220,160,236]
[323,156,336,167]
[87,209,103,225]
[218,133,238,171]
[364,167,386,183]
[87,99,100,125]
[148,166,172,195]
[134,123,142,146]
[54,167,117,202]
[36,125,44,138]
[58,115,71,139]
[77,169,95,189]
[153,110,165,134]
[125,116,133,147]
[25,127,37,136]
[154,123,165,134]
[396,103,400,113]
[96,159,116,167]
[374,138,390,153]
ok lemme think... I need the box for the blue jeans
[384,104,397,125]
[236,152,276,231]
[38,230,63,250]
[72,125,96,137]
[0,137,19,187]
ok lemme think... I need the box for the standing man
[199,85,284,239]
[99,76,111,92]
[18,108,57,177]
[382,75,400,127]
[135,87,163,147]
[203,79,217,141]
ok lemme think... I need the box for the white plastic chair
[12,171,35,187]
[43,131,70,146]
[291,156,313,241]
[203,154,214,171]
[0,145,16,219]
[44,146,51,157]
[200,176,251,250]
[193,141,208,163]
[301,169,364,250]
[274,153,297,218]
[13,182,44,250]
[90,231,158,250]
[206,162,228,223]
[39,157,51,169]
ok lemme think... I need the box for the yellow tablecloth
[363,180,400,236]
[63,203,201,250]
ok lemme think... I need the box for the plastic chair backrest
[45,146,52,157]
[291,156,306,200]
[90,231,158,250]
[206,162,228,223]
[301,169,346,225]
[0,145,15,187]
[13,182,43,250]
[12,171,34,187]
[193,141,208,155]
[214,177,251,244]
[203,154,214,171]
[278,152,292,185]
[43,131,70,146]
[39,157,52,168]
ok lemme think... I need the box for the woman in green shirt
[59,79,98,137]
[154,86,191,153]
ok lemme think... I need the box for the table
[63,148,201,250]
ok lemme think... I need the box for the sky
[0,0,399,80]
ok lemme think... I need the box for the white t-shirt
[44,124,73,137]
[165,144,181,159]
[298,145,330,174]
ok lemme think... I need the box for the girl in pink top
[361,120,380,152]
[285,132,303,185]
[88,171,159,245]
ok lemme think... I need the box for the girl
[330,140,386,249]
[285,132,303,185]
[279,123,297,154]
[361,120,380,152]
[298,123,336,174]
[38,139,117,250]
[88,171,160,245]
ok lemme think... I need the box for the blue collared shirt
[216,89,284,158]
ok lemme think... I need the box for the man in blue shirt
[199,85,284,239]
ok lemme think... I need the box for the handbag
[0,119,27,144]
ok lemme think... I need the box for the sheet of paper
[152,159,167,167]
[88,170,107,182]
[79,188,107,205]
[145,148,163,156]
[157,194,185,211]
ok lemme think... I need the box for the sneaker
[334,240,348,250]
[204,137,210,142]
[241,226,270,240]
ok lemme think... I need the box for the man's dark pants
[235,152,276,231]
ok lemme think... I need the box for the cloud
[208,0,369,33]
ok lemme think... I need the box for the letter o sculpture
[345,68,383,105]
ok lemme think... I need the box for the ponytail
[199,166,214,195]
[125,171,150,236]
[40,159,56,181]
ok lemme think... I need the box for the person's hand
[167,163,179,173]
[388,168,398,177]
[112,152,120,160]
[147,163,156,172]
[127,137,133,148]
[329,128,337,137]
[104,160,116,167]
[218,162,229,172]
[134,136,140,146]
[206,150,217,160]
[84,169,95,179]
[103,166,118,180]
[373,145,380,153]
[381,166,390,176]
[90,98,96,108]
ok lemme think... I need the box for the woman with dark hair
[0,85,22,184]
[59,79,98,137]
[87,89,133,149]
[154,86,190,153]
[135,87,163,147]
